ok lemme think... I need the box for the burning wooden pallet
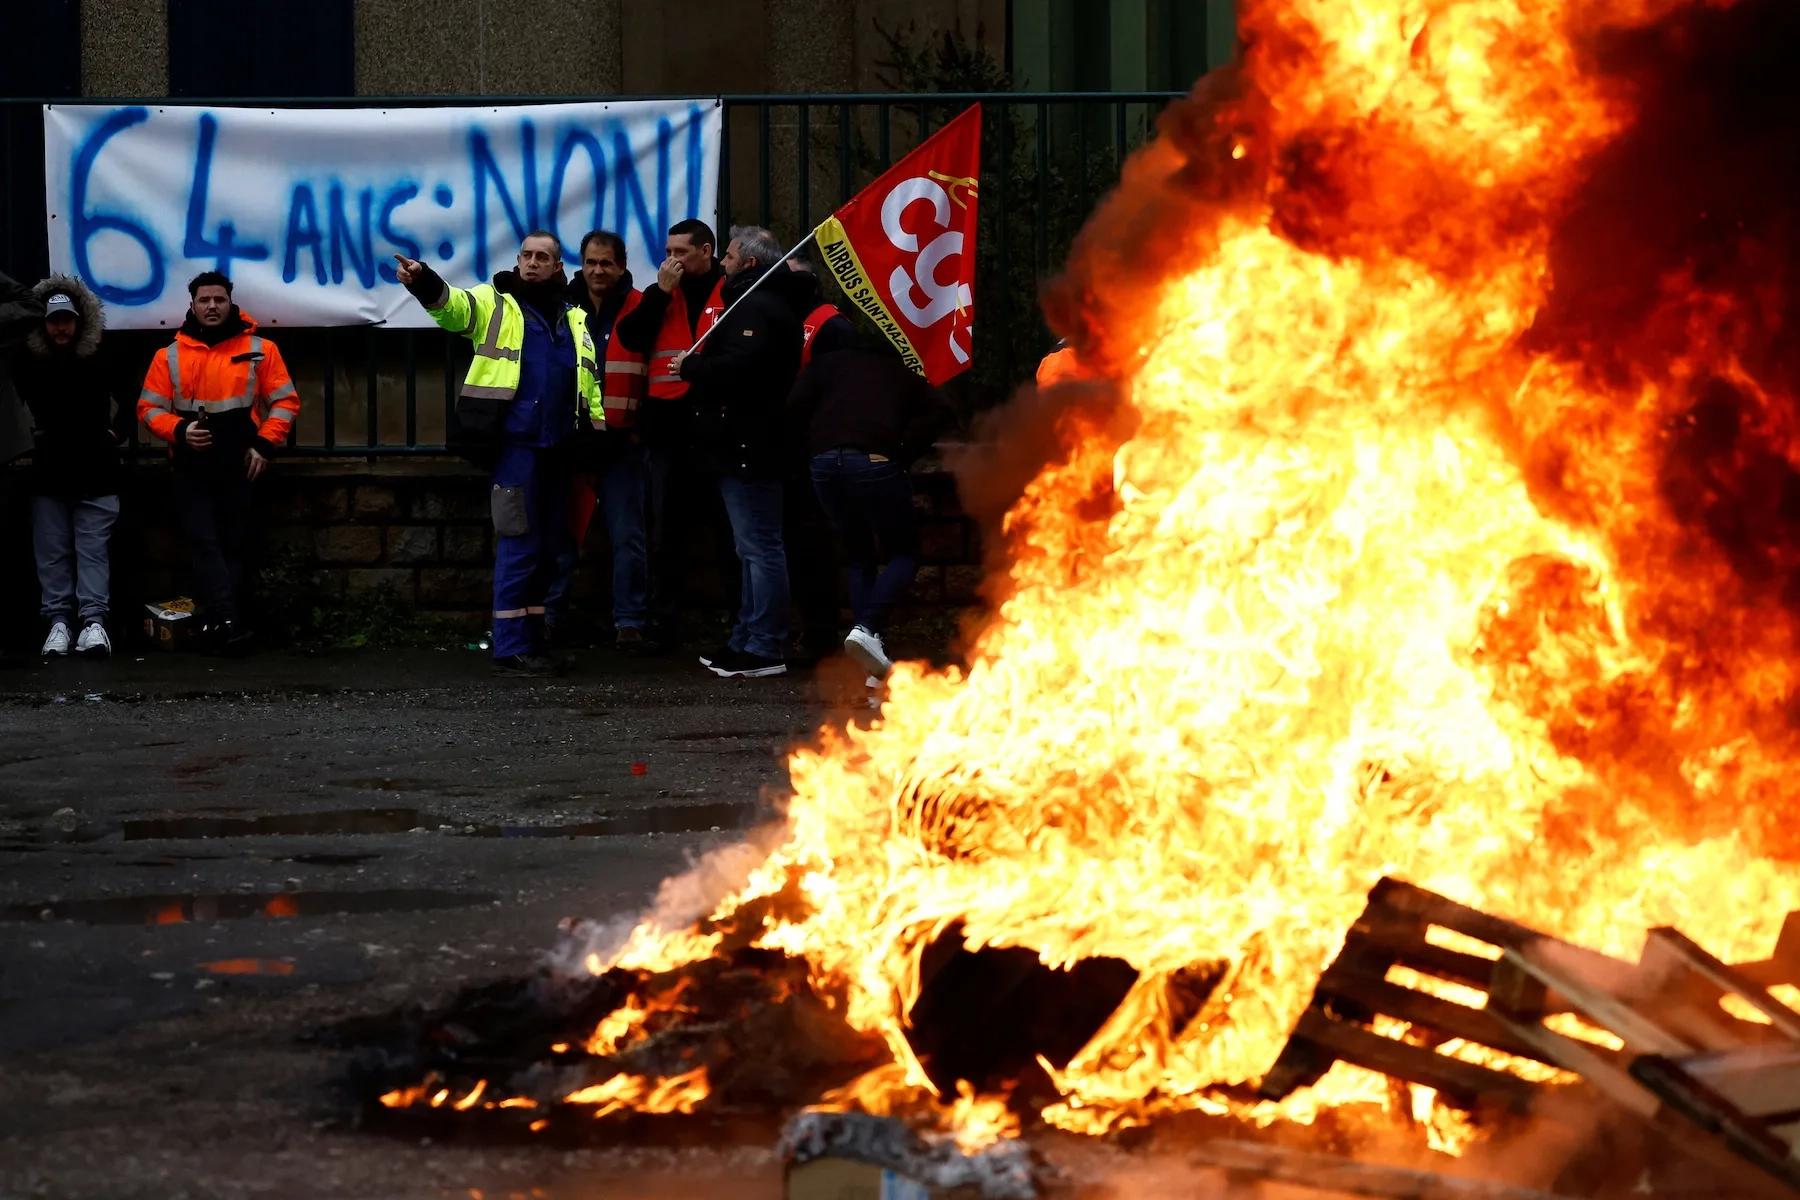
[1261,877,1800,1192]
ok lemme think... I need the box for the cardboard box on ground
[143,598,196,650]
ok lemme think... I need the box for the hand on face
[656,256,684,294]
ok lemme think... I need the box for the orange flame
[574,0,1800,1147]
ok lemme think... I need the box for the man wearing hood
[7,275,128,657]
[395,231,602,677]
[668,225,810,678]
[550,229,647,653]
[139,272,302,654]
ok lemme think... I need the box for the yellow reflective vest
[425,280,603,425]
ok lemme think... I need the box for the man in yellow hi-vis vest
[395,232,601,677]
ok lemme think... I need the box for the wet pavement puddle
[110,801,762,841]
[11,801,767,848]
[458,799,763,838]
[122,808,420,840]
[3,888,497,926]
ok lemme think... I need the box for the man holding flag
[669,225,813,679]
[792,105,983,680]
[623,106,984,679]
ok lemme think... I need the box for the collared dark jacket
[9,275,127,497]
[0,270,41,464]
[677,264,809,479]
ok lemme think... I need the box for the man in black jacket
[7,276,127,658]
[786,329,951,681]
[669,225,807,678]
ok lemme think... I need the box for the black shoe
[706,648,787,679]
[615,627,651,655]
[696,643,735,668]
[491,653,562,678]
[219,621,254,657]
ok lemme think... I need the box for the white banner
[42,100,721,330]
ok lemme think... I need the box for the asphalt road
[0,647,854,1199]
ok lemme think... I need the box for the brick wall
[0,456,984,650]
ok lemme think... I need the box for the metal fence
[1,91,1182,455]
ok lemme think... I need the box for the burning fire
[388,0,1800,1151]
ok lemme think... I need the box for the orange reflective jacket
[138,311,300,450]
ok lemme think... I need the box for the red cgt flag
[813,104,981,384]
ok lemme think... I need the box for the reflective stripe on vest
[456,293,602,416]
[166,336,262,415]
[647,279,723,400]
[472,302,519,362]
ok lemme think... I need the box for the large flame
[592,0,1800,1141]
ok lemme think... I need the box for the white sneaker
[75,622,111,658]
[40,621,71,657]
[844,625,892,679]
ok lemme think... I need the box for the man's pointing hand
[393,254,422,286]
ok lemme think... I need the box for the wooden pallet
[1189,1139,1569,1200]
[1261,877,1800,1192]
[1491,921,1800,1190]
[1259,878,1634,1111]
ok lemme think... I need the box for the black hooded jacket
[677,264,812,478]
[9,275,127,497]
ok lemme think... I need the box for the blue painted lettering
[67,106,164,306]
[471,123,540,278]
[546,130,607,263]
[183,112,271,277]
[377,183,422,283]
[612,119,670,255]
[282,184,327,285]
[328,182,377,287]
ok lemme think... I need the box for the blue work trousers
[600,442,650,629]
[491,444,572,659]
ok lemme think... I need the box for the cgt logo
[880,170,977,365]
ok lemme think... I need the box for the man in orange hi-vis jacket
[138,272,300,652]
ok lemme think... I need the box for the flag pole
[684,230,819,355]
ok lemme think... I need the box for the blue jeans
[600,441,649,629]
[810,450,918,635]
[717,476,789,659]
[32,494,119,624]
[491,445,572,659]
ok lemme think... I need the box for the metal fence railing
[2,91,1183,455]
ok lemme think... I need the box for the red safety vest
[602,278,725,428]
[800,302,843,369]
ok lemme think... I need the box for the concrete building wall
[79,0,166,97]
